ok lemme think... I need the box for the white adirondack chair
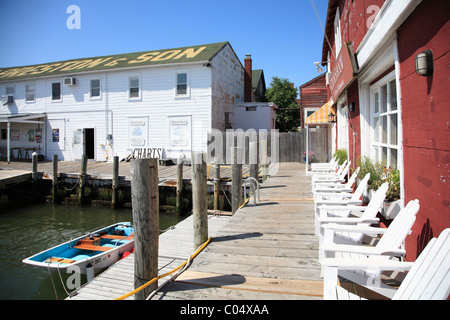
[312,161,351,192]
[314,167,361,193]
[314,173,370,236]
[311,156,337,171]
[321,227,450,300]
[319,199,420,298]
[315,180,386,237]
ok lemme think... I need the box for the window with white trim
[370,74,399,169]
[334,7,342,55]
[129,76,140,99]
[26,84,35,102]
[52,82,61,101]
[176,72,188,96]
[90,79,101,98]
[6,86,15,96]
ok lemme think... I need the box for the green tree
[265,77,300,132]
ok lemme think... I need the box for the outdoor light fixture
[314,61,323,73]
[328,113,336,123]
[415,50,433,76]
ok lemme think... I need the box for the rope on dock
[114,236,212,300]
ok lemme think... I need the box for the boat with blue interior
[23,222,134,274]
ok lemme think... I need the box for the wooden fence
[207,128,330,164]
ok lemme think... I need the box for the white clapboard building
[0,42,248,162]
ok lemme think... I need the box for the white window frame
[369,71,399,169]
[51,81,62,102]
[90,78,101,99]
[128,75,141,100]
[6,85,15,96]
[334,7,342,55]
[175,70,190,98]
[25,84,35,103]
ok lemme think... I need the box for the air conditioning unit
[1,95,14,106]
[64,77,76,85]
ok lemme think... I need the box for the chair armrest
[315,199,362,206]
[318,217,380,225]
[320,258,414,271]
[321,223,387,234]
[321,243,406,257]
[314,191,353,197]
[317,205,366,211]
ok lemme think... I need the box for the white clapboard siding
[0,43,244,162]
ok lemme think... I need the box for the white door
[47,119,66,159]
[337,105,349,151]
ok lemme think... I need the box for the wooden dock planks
[65,162,322,300]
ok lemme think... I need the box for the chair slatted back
[394,228,450,300]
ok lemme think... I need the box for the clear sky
[0,0,329,92]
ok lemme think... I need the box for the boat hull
[22,222,134,274]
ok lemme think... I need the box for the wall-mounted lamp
[349,102,355,112]
[328,113,336,123]
[314,61,323,73]
[415,50,433,76]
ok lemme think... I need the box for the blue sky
[0,0,329,92]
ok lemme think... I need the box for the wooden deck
[67,162,324,300]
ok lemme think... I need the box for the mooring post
[176,158,183,215]
[213,159,220,211]
[52,154,58,203]
[78,154,87,205]
[131,158,159,300]
[232,147,242,214]
[32,152,38,182]
[191,151,208,250]
[261,139,269,183]
[112,156,119,209]
[249,141,259,189]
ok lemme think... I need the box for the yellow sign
[0,45,211,81]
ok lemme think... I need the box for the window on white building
[90,79,101,98]
[52,82,61,101]
[176,72,188,96]
[6,86,15,96]
[371,74,399,169]
[26,84,35,102]
[129,76,140,99]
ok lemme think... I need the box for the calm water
[0,200,186,300]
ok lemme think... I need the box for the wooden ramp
[67,163,323,300]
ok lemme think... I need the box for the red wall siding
[398,0,450,260]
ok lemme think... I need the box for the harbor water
[0,200,186,300]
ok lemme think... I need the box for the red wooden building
[299,73,328,128]
[320,0,449,260]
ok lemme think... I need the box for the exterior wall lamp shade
[415,50,433,76]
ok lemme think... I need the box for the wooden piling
[78,155,87,205]
[130,158,159,300]
[261,139,269,183]
[112,156,119,209]
[213,160,220,211]
[191,152,208,250]
[232,147,242,214]
[32,152,38,182]
[249,141,258,183]
[52,154,58,203]
[176,159,183,215]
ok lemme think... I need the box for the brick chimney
[244,54,252,102]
